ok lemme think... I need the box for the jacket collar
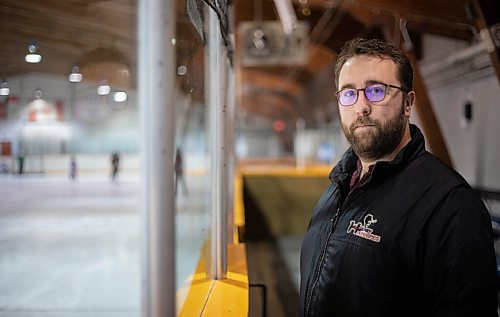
[329,124,426,184]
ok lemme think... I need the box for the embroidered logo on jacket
[347,214,381,243]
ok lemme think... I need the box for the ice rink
[0,173,207,316]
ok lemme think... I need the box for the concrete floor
[0,173,208,317]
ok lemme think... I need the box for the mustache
[349,117,378,131]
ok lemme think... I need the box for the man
[300,38,498,316]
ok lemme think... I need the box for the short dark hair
[334,38,413,93]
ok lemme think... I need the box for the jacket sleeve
[421,185,498,317]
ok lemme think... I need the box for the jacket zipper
[305,206,341,315]
[305,182,365,316]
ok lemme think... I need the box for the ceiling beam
[408,51,453,168]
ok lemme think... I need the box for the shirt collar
[349,159,374,192]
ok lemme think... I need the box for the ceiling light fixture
[68,65,83,83]
[97,80,110,96]
[35,88,43,99]
[177,65,187,76]
[113,91,127,103]
[25,43,42,64]
[0,82,10,96]
[109,90,128,110]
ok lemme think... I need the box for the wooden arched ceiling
[0,0,201,88]
[0,0,496,128]
[0,0,136,84]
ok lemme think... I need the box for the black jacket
[300,124,498,317]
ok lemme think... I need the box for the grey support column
[207,5,228,280]
[138,0,176,315]
[226,66,236,245]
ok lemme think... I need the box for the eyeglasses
[334,83,406,107]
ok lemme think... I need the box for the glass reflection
[174,1,211,308]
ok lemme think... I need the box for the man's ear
[404,91,415,118]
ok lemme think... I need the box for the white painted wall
[415,35,500,190]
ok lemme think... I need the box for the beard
[341,103,406,161]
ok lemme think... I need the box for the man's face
[337,55,411,161]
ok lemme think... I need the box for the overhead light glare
[69,65,83,83]
[97,81,111,95]
[0,82,9,96]
[25,54,42,63]
[113,91,127,103]
[25,43,42,63]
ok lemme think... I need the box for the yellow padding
[177,244,248,316]
[233,171,245,228]
[238,164,330,177]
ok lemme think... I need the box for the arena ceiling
[0,0,498,129]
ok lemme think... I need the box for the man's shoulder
[402,150,471,194]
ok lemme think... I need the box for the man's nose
[354,91,371,116]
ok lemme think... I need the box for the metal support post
[207,5,228,280]
[139,0,176,315]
